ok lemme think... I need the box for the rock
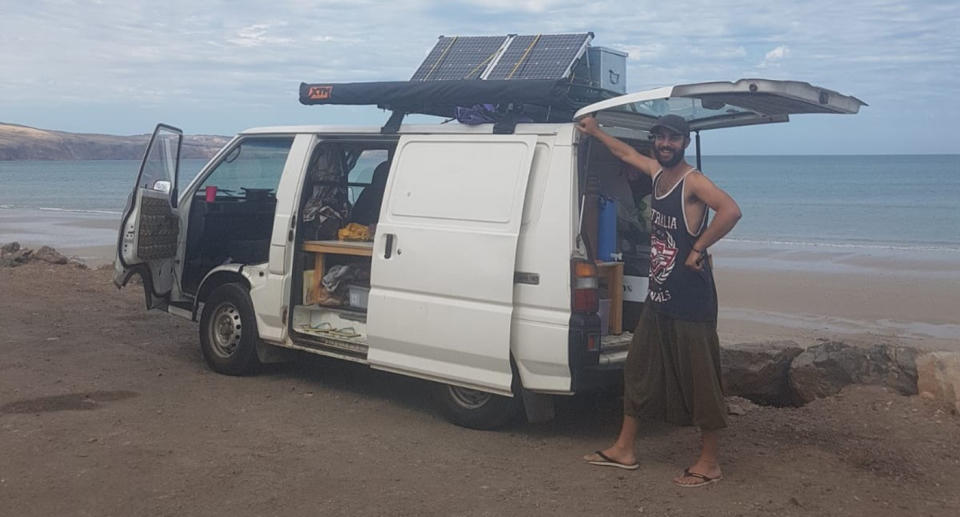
[916,352,960,414]
[788,342,919,405]
[721,341,803,405]
[789,342,858,404]
[0,247,33,267]
[0,242,25,267]
[726,396,759,416]
[0,244,78,267]
[34,246,68,265]
[860,344,919,395]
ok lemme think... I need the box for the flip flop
[673,468,723,488]
[585,450,640,470]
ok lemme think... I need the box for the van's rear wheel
[199,283,260,376]
[432,383,520,430]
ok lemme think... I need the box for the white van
[114,79,864,428]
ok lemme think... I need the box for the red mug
[205,186,217,203]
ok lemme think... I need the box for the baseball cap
[650,114,689,136]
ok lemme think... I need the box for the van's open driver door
[113,124,182,310]
[366,134,537,396]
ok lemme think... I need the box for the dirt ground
[1,264,958,516]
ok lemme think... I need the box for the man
[577,114,741,488]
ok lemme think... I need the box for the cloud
[760,45,790,68]
[618,44,666,61]
[765,46,790,61]
[459,0,576,13]
[227,23,294,48]
[691,46,748,60]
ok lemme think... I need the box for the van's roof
[239,122,576,138]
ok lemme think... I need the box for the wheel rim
[208,301,242,358]
[447,386,491,409]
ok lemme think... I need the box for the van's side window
[199,137,294,199]
[347,149,390,204]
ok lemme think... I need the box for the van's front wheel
[199,283,261,376]
[432,384,520,430]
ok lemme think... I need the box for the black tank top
[647,169,718,321]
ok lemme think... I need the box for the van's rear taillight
[571,259,599,313]
[573,289,599,313]
[568,260,602,386]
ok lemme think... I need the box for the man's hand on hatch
[576,116,599,135]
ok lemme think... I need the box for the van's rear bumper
[598,333,631,365]
[568,313,629,391]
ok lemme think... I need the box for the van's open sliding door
[366,134,537,396]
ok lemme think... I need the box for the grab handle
[384,233,395,259]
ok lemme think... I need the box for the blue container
[597,196,617,262]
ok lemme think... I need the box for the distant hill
[0,123,230,161]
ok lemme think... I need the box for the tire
[199,283,261,376]
[432,383,521,430]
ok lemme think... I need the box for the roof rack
[300,33,628,134]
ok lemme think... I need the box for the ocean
[1,155,958,251]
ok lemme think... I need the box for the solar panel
[486,33,592,80]
[411,36,508,81]
[410,33,592,82]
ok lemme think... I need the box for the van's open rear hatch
[574,78,866,132]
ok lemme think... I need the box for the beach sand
[2,207,957,352]
[2,262,957,516]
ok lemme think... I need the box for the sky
[1,0,958,155]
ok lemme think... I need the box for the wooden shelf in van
[302,240,374,255]
[597,261,623,335]
[302,240,374,305]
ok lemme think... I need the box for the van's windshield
[198,137,294,199]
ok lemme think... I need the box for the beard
[656,146,685,168]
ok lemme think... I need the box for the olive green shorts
[623,303,727,431]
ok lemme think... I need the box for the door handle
[384,233,395,259]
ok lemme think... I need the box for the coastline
[2,207,957,351]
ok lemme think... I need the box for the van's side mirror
[152,180,172,193]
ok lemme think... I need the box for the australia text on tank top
[648,169,718,321]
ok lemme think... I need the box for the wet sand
[2,207,958,351]
[0,208,118,265]
[711,240,960,351]
[715,269,960,351]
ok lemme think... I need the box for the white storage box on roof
[587,47,627,94]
